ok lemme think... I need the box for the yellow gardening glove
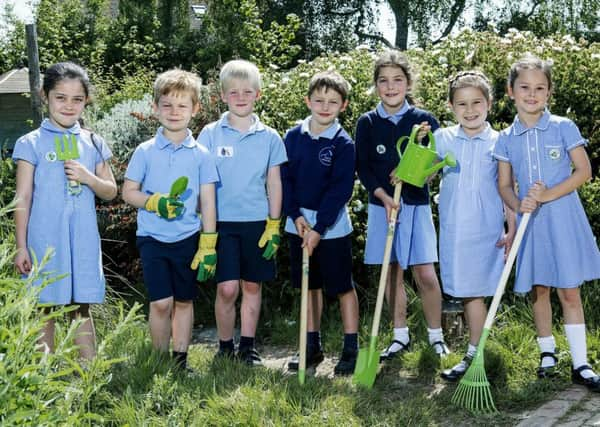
[145,193,185,219]
[191,232,218,281]
[258,217,281,260]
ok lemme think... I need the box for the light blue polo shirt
[197,112,287,222]
[125,127,219,243]
[284,116,353,239]
[376,100,409,125]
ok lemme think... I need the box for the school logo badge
[549,148,560,160]
[217,146,234,157]
[318,146,334,166]
[376,144,386,154]
[45,151,57,162]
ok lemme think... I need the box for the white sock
[427,327,443,345]
[537,335,556,368]
[387,327,409,352]
[428,328,447,354]
[466,343,478,358]
[565,323,595,379]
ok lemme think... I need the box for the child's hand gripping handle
[145,193,185,220]
[191,232,218,282]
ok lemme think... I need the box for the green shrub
[0,203,144,424]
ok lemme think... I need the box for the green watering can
[394,125,457,187]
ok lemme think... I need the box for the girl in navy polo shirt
[355,50,449,362]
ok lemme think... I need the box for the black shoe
[572,365,600,392]
[334,350,357,375]
[288,349,325,371]
[431,340,451,358]
[237,347,263,367]
[214,346,235,360]
[441,355,472,382]
[536,351,559,379]
[379,340,410,362]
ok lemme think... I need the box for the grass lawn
[95,292,593,426]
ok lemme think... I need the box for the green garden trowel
[169,176,189,198]
[54,135,82,195]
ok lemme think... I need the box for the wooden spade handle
[370,183,402,338]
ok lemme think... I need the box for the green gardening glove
[258,217,281,260]
[191,232,218,281]
[145,193,185,220]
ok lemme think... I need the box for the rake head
[451,329,497,414]
[54,135,80,161]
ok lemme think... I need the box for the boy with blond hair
[123,69,218,370]
[282,71,360,375]
[197,60,287,366]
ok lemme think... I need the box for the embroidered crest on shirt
[45,151,57,162]
[217,146,234,157]
[548,148,561,160]
[376,144,386,154]
[318,146,334,166]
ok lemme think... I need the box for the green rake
[452,212,531,414]
[54,135,81,195]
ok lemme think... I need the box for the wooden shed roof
[0,68,33,94]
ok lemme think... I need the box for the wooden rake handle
[370,183,402,338]
[483,212,531,330]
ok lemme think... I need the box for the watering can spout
[423,152,457,176]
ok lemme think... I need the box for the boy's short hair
[307,71,351,102]
[153,69,202,105]
[219,59,262,93]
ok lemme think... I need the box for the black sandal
[379,339,410,362]
[441,355,473,382]
[536,351,558,379]
[572,364,600,392]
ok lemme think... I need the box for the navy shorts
[288,233,354,298]
[136,232,199,302]
[216,221,276,283]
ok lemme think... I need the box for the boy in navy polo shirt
[123,69,218,371]
[197,60,287,366]
[282,71,360,375]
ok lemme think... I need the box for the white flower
[268,63,280,70]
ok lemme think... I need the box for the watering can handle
[396,125,435,158]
